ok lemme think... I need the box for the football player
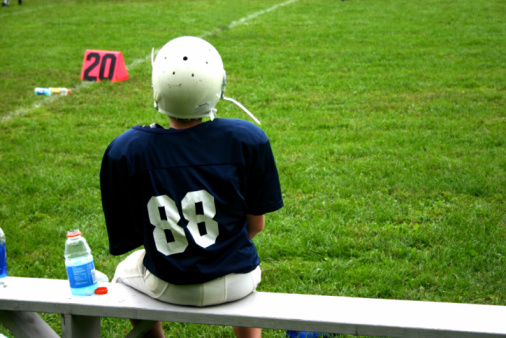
[1,0,22,6]
[100,36,283,338]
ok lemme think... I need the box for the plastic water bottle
[64,229,98,296]
[0,227,6,279]
[35,87,71,96]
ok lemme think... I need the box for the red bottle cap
[94,287,108,295]
[66,229,82,238]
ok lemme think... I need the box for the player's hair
[172,117,202,123]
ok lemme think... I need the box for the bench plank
[0,277,505,337]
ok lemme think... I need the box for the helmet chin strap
[222,96,261,125]
[209,108,217,121]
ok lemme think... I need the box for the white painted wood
[0,277,505,337]
[62,314,101,338]
[0,310,59,338]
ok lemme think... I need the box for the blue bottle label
[0,243,6,278]
[66,260,97,288]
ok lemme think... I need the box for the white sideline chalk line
[1,0,298,123]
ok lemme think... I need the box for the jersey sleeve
[100,139,144,255]
[244,134,284,215]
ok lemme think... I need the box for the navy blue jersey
[100,118,283,285]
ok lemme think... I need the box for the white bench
[0,277,505,337]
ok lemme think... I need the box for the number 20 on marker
[80,50,129,83]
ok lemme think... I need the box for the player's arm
[246,214,265,239]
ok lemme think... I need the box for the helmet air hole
[183,56,188,61]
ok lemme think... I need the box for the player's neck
[169,118,203,130]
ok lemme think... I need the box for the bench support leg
[62,313,101,338]
[0,310,59,338]
[125,320,159,338]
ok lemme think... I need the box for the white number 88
[147,190,219,256]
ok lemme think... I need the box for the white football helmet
[152,36,260,124]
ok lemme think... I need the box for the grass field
[1,0,505,336]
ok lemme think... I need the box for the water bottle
[54,88,71,95]
[64,229,98,296]
[35,87,71,96]
[0,227,6,279]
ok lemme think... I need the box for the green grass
[1,0,505,336]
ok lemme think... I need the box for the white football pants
[113,249,261,307]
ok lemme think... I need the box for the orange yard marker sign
[81,50,128,82]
